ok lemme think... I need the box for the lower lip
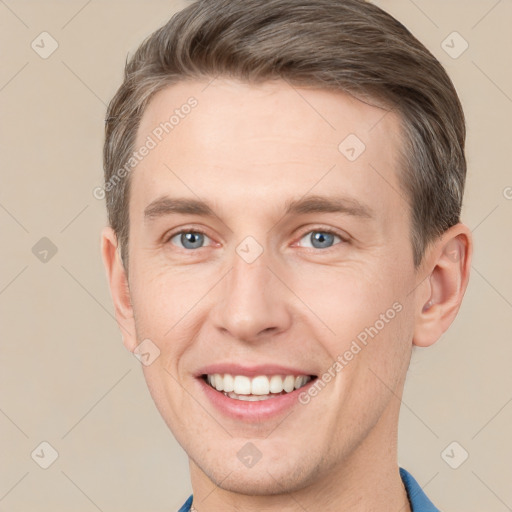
[197,376,317,422]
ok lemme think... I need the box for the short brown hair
[103,0,466,271]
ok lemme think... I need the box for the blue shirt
[177,467,439,511]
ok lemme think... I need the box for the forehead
[131,78,405,221]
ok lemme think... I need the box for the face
[117,79,422,494]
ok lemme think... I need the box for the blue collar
[178,467,439,511]
[399,467,440,511]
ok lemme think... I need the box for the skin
[101,78,472,511]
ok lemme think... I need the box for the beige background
[0,0,511,511]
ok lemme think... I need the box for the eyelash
[165,226,349,251]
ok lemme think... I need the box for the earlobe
[100,226,138,352]
[413,224,473,348]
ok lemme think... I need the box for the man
[100,0,472,510]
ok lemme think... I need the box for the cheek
[297,265,403,335]
[130,263,207,337]
[302,263,414,387]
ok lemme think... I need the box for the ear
[413,223,473,347]
[100,226,138,352]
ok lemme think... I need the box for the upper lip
[196,363,317,378]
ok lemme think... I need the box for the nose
[212,248,293,343]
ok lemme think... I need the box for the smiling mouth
[202,373,317,401]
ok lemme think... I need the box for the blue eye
[299,230,343,249]
[168,230,211,250]
[166,228,345,251]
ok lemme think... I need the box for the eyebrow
[143,194,374,222]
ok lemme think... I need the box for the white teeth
[283,375,295,393]
[214,373,224,391]
[295,376,309,390]
[233,375,251,395]
[223,373,234,392]
[269,375,284,393]
[205,373,312,397]
[224,391,273,401]
[251,376,270,395]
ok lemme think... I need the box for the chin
[197,453,320,496]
